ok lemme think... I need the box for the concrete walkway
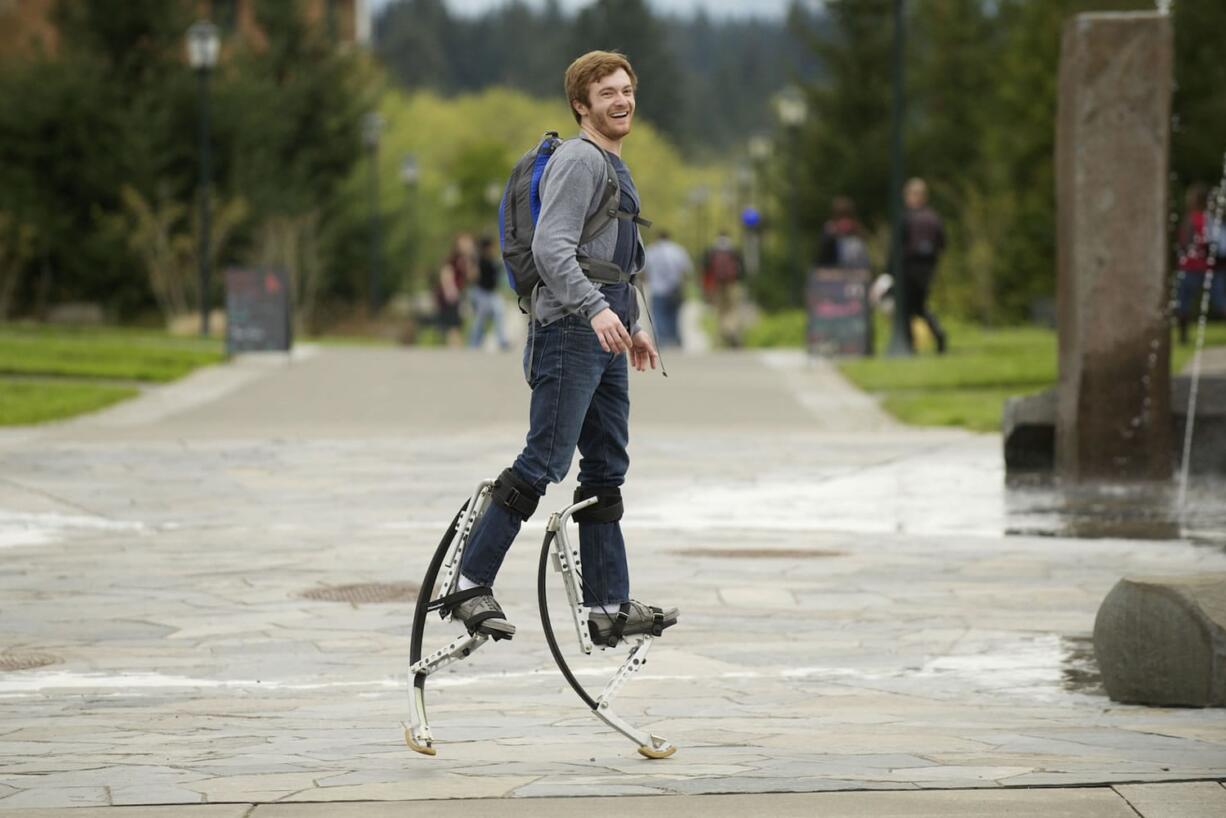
[0,345,1223,813]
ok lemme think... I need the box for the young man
[449,51,678,645]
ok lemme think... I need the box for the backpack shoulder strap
[574,139,620,246]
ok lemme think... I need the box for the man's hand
[629,329,659,372]
[590,308,632,354]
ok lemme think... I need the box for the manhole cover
[299,582,420,605]
[673,548,847,559]
[0,652,60,672]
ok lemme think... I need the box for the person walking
[1175,183,1225,345]
[448,50,678,644]
[468,235,510,350]
[643,229,691,348]
[898,178,948,354]
[702,230,745,347]
[817,196,870,269]
[435,234,474,348]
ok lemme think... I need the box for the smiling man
[449,50,679,647]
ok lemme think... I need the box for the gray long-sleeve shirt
[530,134,645,334]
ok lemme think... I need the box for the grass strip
[0,380,138,425]
[0,325,223,382]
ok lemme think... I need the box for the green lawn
[0,324,224,425]
[746,310,1226,433]
[0,324,223,382]
[838,321,1058,432]
[0,380,139,426]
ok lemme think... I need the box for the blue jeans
[651,291,682,347]
[468,288,509,349]
[459,315,631,605]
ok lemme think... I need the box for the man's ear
[571,98,589,120]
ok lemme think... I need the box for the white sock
[588,603,622,616]
[457,574,481,592]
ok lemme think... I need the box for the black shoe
[588,600,678,647]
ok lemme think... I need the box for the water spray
[1176,150,1226,517]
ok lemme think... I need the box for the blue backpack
[498,131,644,299]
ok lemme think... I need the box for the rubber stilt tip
[405,728,437,756]
[637,742,676,759]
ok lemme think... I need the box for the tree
[0,0,194,317]
[908,0,1000,320]
[1170,1,1226,207]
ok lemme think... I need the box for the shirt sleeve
[532,146,611,321]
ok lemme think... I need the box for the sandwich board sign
[225,267,292,355]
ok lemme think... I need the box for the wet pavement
[0,345,1224,811]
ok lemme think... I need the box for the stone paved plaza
[0,346,1224,814]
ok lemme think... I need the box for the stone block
[1003,389,1056,473]
[1056,13,1174,481]
[1093,574,1226,706]
[1002,377,1226,477]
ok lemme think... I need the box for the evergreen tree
[792,0,894,235]
[1170,0,1226,201]
[0,0,193,315]
[373,0,456,91]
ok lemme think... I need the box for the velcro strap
[463,609,507,635]
[491,468,539,521]
[573,486,623,524]
[426,585,492,619]
[606,603,631,648]
[650,606,664,637]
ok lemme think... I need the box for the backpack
[707,248,740,283]
[498,131,647,299]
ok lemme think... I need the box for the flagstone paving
[0,346,1223,810]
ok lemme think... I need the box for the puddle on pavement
[1061,635,1104,696]
[1005,478,1226,547]
[672,547,848,559]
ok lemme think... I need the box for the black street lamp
[400,153,419,291]
[885,0,913,357]
[186,20,220,338]
[362,111,384,317]
[776,87,807,296]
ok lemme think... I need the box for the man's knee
[490,467,541,521]
[572,485,623,524]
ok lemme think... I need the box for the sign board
[225,267,292,355]
[805,266,872,357]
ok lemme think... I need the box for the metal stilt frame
[404,484,675,759]
[537,496,676,759]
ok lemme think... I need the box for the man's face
[575,68,635,142]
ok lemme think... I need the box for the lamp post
[186,20,220,337]
[362,111,384,317]
[745,137,772,281]
[885,0,912,357]
[776,87,807,298]
[400,153,419,291]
